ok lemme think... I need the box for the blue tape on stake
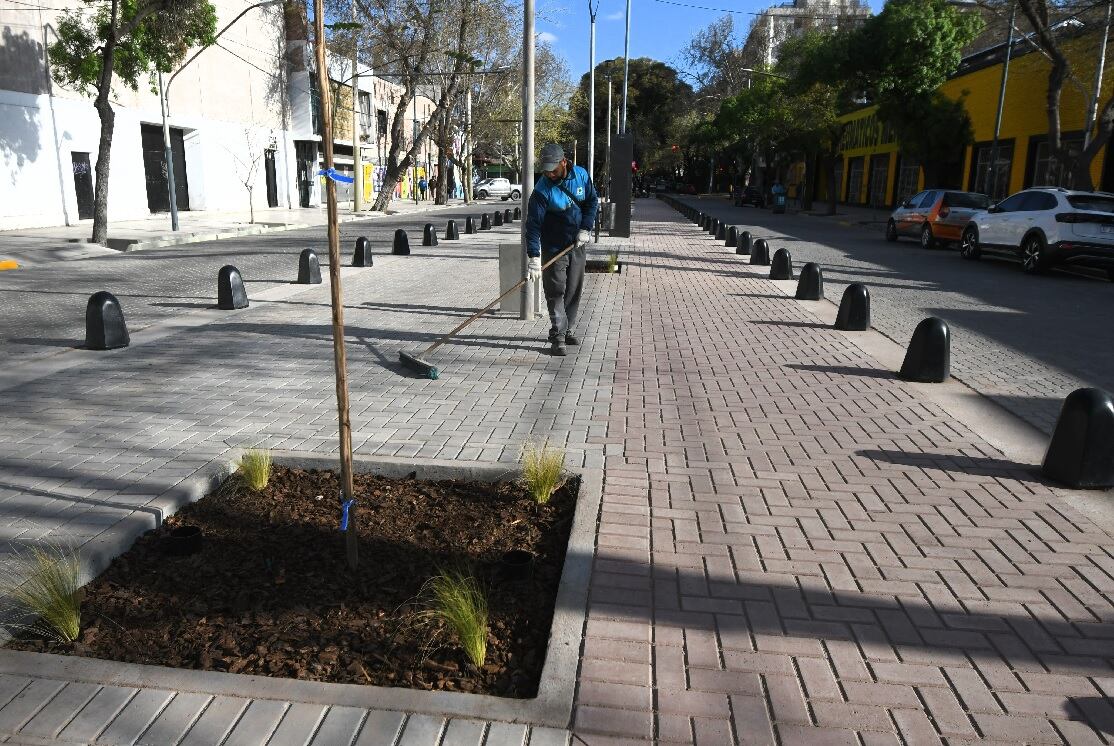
[340,498,356,531]
[318,168,355,184]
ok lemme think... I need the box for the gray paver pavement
[0,198,1113,743]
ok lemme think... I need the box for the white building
[0,0,439,231]
[743,0,870,67]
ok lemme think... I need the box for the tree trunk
[90,21,119,247]
[436,110,449,205]
[826,155,837,216]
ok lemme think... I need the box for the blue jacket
[524,165,599,258]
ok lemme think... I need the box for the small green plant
[1,545,82,643]
[425,570,488,668]
[607,250,619,273]
[237,449,272,491]
[521,439,566,505]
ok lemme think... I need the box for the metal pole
[465,86,473,202]
[158,72,179,231]
[1084,0,1113,151]
[621,0,631,134]
[521,0,535,321]
[351,0,362,213]
[312,0,356,570]
[413,93,419,203]
[606,75,612,192]
[988,1,1015,200]
[588,3,596,181]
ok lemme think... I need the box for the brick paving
[0,198,1111,743]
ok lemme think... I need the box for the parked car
[959,187,1114,279]
[474,177,521,201]
[738,186,764,208]
[886,189,990,249]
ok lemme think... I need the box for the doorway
[140,123,189,212]
[264,149,278,208]
[71,152,94,220]
[295,141,316,208]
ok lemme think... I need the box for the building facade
[742,0,869,67]
[814,26,1114,209]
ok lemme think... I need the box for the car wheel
[1021,233,1049,274]
[920,223,936,250]
[511,190,521,200]
[477,190,488,199]
[960,227,981,260]
[885,220,898,242]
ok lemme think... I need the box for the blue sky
[536,0,769,84]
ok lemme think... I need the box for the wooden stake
[312,0,358,570]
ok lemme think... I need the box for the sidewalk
[0,200,1111,744]
[0,199,465,268]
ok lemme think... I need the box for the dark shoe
[565,333,579,346]
[551,341,567,356]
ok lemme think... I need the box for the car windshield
[1067,195,1114,213]
[944,192,990,209]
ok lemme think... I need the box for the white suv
[474,178,521,201]
[960,187,1114,279]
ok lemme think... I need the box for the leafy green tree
[49,0,218,244]
[877,92,974,188]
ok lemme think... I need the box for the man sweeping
[524,143,599,356]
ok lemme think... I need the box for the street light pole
[351,0,362,213]
[988,1,1016,200]
[588,0,598,181]
[161,0,282,230]
[621,0,631,134]
[1084,0,1113,152]
[606,74,612,196]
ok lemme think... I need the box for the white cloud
[605,10,624,20]
[537,30,558,43]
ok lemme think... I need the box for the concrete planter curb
[0,452,602,729]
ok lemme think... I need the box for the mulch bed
[9,466,579,698]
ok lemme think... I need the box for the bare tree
[227,127,264,223]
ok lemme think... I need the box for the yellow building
[817,25,1114,207]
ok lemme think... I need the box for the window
[376,110,388,138]
[1031,137,1083,187]
[310,79,323,136]
[358,91,372,135]
[846,158,864,203]
[868,155,889,208]
[905,190,926,208]
[972,142,1013,200]
[996,192,1028,212]
[895,161,920,206]
[943,191,990,209]
[918,191,940,208]
[1068,194,1114,213]
[1020,192,1058,211]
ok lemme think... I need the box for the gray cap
[539,143,564,171]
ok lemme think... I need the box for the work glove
[528,256,542,281]
[577,229,591,246]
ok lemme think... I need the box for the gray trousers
[542,243,586,341]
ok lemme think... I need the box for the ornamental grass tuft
[1,545,82,643]
[237,449,272,491]
[607,250,619,273]
[520,439,566,505]
[425,570,488,668]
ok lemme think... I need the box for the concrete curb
[0,452,602,730]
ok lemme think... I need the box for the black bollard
[504,208,513,223]
[445,220,459,240]
[217,265,249,310]
[423,223,438,246]
[736,230,752,256]
[85,291,129,350]
[709,218,719,236]
[514,206,522,220]
[493,211,504,226]
[795,263,824,300]
[716,222,727,241]
[727,226,738,247]
[750,239,771,266]
[770,248,793,280]
[834,283,870,331]
[465,216,477,234]
[699,213,708,229]
[480,214,491,230]
[353,236,373,267]
[393,229,411,255]
[297,248,322,284]
[899,317,950,383]
[1042,388,1114,488]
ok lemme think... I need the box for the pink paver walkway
[571,199,1114,745]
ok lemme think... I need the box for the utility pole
[621,0,631,134]
[988,1,1015,200]
[1084,0,1113,152]
[588,0,598,180]
[521,0,535,321]
[312,0,356,570]
[606,75,612,197]
[351,0,362,213]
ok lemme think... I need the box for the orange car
[886,189,990,249]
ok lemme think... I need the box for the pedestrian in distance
[418,176,428,201]
[524,143,599,357]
